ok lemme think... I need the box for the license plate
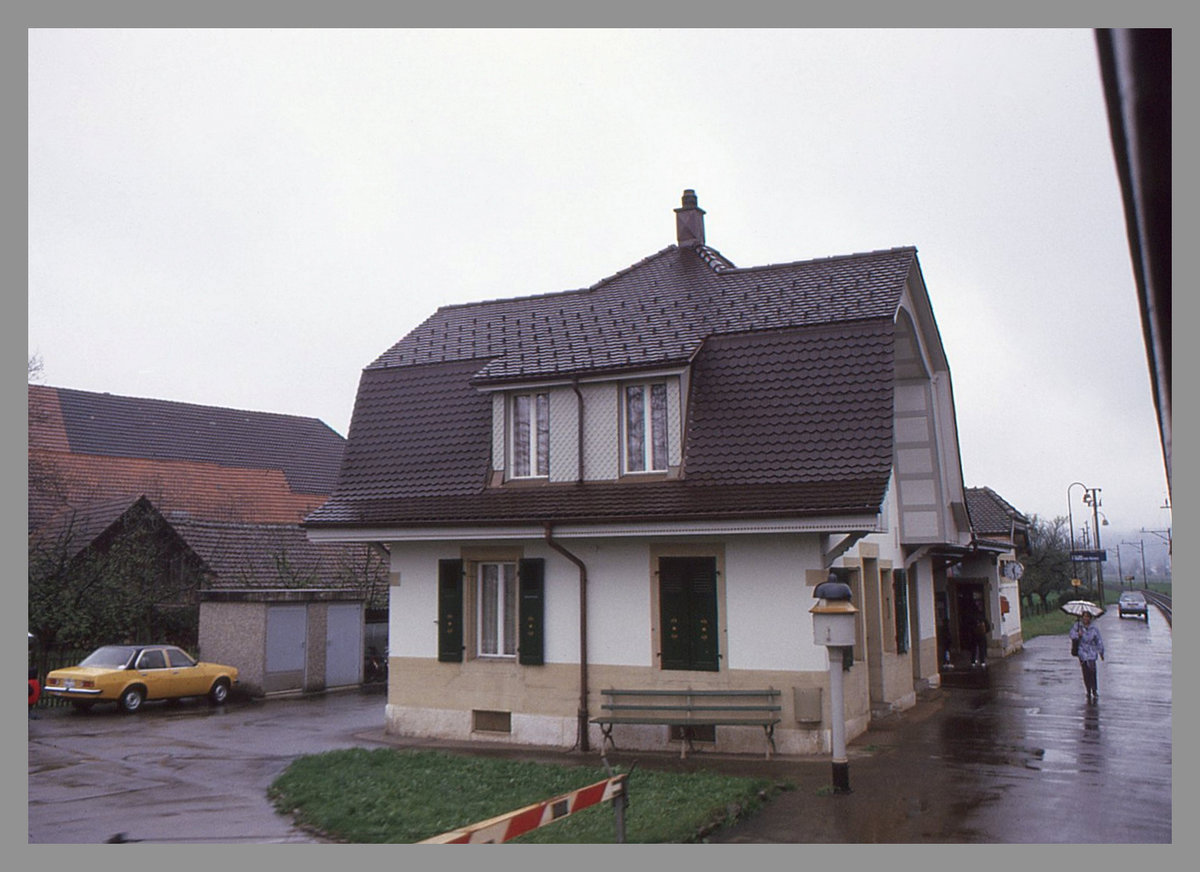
[63,679,75,689]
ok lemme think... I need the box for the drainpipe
[545,522,590,752]
[572,379,584,483]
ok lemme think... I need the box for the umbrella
[1060,600,1105,617]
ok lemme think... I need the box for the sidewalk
[709,620,1172,843]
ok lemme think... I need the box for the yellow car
[43,644,239,713]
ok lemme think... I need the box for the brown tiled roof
[32,494,387,607]
[965,486,1030,536]
[310,241,915,529]
[171,518,386,605]
[34,494,169,556]
[29,385,345,530]
[371,245,914,384]
[683,321,894,488]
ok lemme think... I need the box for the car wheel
[119,686,145,714]
[71,700,94,713]
[208,678,230,706]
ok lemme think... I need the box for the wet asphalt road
[27,688,389,844]
[709,602,1173,843]
[28,605,1172,844]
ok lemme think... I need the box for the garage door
[266,604,307,693]
[325,603,363,688]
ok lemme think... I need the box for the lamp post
[811,574,858,795]
[1083,487,1107,607]
[1081,522,1093,590]
[1066,482,1086,588]
[1067,482,1107,606]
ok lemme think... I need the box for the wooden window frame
[509,392,550,479]
[622,382,669,475]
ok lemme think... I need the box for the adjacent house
[28,385,387,695]
[955,485,1031,662]
[306,190,1003,755]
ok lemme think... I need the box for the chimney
[674,188,705,247]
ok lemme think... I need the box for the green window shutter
[659,556,719,672]
[517,558,545,665]
[437,559,464,662]
[894,569,910,653]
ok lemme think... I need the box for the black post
[1089,488,1106,607]
[612,775,628,843]
[832,760,851,794]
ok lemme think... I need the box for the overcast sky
[27,28,1172,534]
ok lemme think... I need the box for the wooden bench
[591,688,782,759]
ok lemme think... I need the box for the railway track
[1140,589,1172,625]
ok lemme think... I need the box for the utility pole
[1083,487,1106,606]
[1123,540,1148,589]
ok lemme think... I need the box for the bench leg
[598,723,617,754]
[678,726,698,759]
[764,723,777,759]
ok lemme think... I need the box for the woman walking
[1069,610,1105,702]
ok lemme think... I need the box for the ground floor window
[477,561,517,658]
[438,557,544,665]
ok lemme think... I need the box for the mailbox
[810,577,859,647]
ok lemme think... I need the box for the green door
[659,556,719,671]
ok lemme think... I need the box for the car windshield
[1121,593,1145,603]
[79,645,137,669]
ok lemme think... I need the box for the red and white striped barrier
[420,773,628,844]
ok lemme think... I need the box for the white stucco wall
[724,534,829,671]
[388,532,842,673]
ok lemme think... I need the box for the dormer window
[624,383,668,473]
[511,392,549,478]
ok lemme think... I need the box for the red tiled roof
[29,385,344,531]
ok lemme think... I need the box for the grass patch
[268,747,777,843]
[1020,609,1078,640]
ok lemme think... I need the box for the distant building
[28,385,387,695]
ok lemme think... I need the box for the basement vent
[669,724,716,744]
[473,709,512,733]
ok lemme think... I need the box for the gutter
[544,522,590,752]
[572,378,584,483]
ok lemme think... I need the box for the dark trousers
[1079,659,1099,695]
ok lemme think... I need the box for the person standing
[970,608,990,668]
[1069,611,1105,701]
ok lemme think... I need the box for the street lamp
[811,574,858,795]
[1066,482,1086,588]
[1067,482,1107,606]
[1082,488,1108,606]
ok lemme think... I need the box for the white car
[1117,592,1149,621]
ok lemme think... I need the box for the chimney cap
[674,188,706,246]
